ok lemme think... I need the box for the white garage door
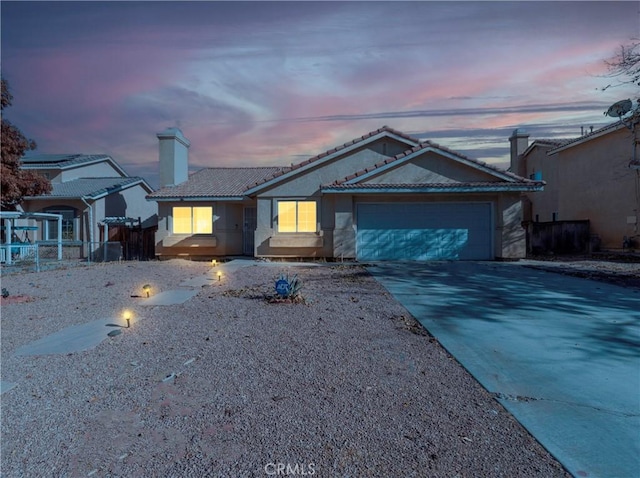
[356,203,493,261]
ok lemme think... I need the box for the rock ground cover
[0,259,576,477]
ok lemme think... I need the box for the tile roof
[246,126,421,190]
[548,116,636,154]
[521,139,570,158]
[148,167,285,199]
[532,139,567,147]
[332,140,534,185]
[21,153,111,168]
[25,177,143,199]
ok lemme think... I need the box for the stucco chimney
[509,129,529,177]
[157,127,190,187]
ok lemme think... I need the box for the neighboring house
[15,153,157,257]
[148,126,542,261]
[510,114,640,251]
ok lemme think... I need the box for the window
[277,201,316,233]
[44,207,76,241]
[173,206,212,234]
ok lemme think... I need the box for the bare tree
[1,78,51,210]
[602,39,640,92]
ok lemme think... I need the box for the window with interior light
[277,201,317,233]
[172,206,213,234]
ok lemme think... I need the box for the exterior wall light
[143,284,151,298]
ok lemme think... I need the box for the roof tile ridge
[250,126,422,189]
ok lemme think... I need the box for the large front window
[277,201,316,233]
[173,206,212,234]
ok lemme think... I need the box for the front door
[243,207,257,255]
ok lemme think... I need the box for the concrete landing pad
[14,316,137,356]
[142,289,199,305]
[179,275,216,287]
[0,381,18,394]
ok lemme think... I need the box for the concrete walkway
[369,261,640,478]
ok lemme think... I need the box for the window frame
[44,207,77,241]
[172,206,213,234]
[276,199,318,233]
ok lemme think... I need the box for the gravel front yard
[1,260,569,477]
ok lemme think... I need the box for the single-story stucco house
[147,126,544,261]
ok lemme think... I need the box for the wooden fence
[526,220,591,255]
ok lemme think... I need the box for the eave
[148,196,248,202]
[321,183,544,194]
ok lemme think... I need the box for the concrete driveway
[369,261,640,478]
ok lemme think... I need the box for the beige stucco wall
[521,145,558,222]
[253,138,410,257]
[327,193,524,260]
[21,184,156,248]
[154,200,249,258]
[522,127,639,249]
[110,185,158,229]
[60,161,123,182]
[367,152,500,184]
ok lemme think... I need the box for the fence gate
[243,207,257,256]
[526,220,591,255]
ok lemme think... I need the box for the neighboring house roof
[521,139,568,158]
[548,116,636,154]
[331,140,540,188]
[24,177,150,200]
[148,167,285,200]
[21,153,128,176]
[244,125,421,193]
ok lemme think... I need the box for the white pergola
[0,211,63,264]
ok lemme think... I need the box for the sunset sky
[2,1,638,188]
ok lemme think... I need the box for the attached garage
[356,202,493,261]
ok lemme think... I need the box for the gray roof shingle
[25,177,143,199]
[148,167,285,199]
[21,153,111,168]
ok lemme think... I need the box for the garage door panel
[357,203,492,261]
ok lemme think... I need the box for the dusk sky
[2,1,638,188]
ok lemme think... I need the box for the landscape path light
[217,271,222,281]
[142,284,151,298]
[211,259,217,267]
[123,310,132,328]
